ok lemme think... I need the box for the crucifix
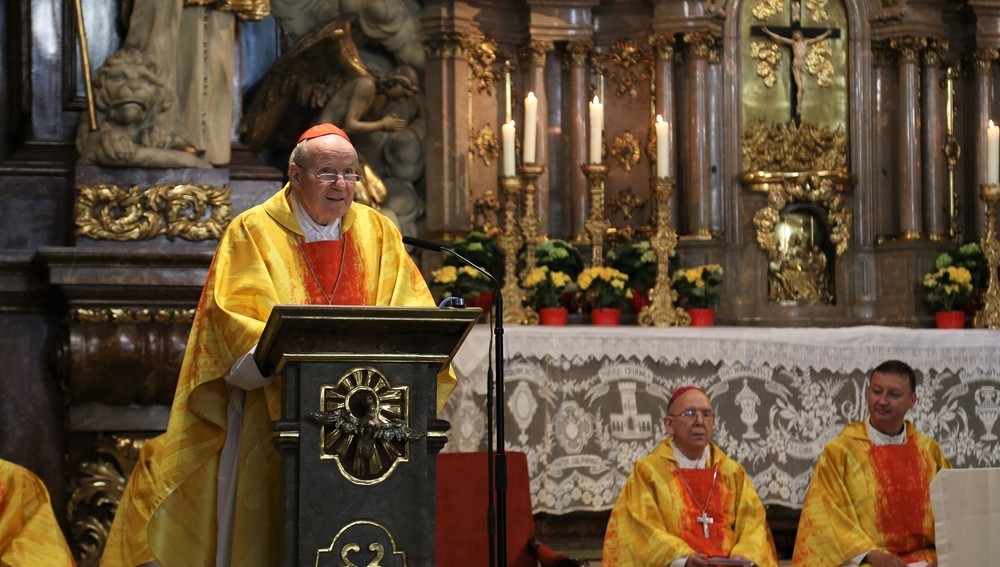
[696,510,714,538]
[750,0,842,122]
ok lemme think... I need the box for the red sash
[301,236,366,305]
[674,467,730,557]
[869,441,932,555]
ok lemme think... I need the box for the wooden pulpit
[255,305,480,567]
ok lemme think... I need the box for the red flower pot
[687,308,715,327]
[630,287,651,313]
[465,291,494,311]
[935,310,965,329]
[538,307,569,326]
[590,307,622,326]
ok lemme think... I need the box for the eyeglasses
[669,409,715,422]
[297,165,361,184]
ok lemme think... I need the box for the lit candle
[589,96,603,164]
[989,120,999,184]
[502,120,516,177]
[655,115,670,178]
[505,68,512,123]
[523,92,538,164]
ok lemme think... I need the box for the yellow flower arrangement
[577,266,631,309]
[431,264,490,298]
[523,266,574,309]
[923,264,973,311]
[670,264,724,309]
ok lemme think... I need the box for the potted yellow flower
[577,266,631,325]
[524,266,574,326]
[923,260,974,329]
[670,264,724,326]
[430,231,503,310]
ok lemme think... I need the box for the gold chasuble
[101,186,448,567]
[602,441,777,567]
[0,459,76,566]
[792,421,950,566]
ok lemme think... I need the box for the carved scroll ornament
[75,182,231,241]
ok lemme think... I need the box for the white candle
[502,120,516,177]
[523,92,538,164]
[989,120,1000,184]
[505,69,512,123]
[589,96,603,164]
[655,115,670,178]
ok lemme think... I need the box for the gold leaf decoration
[469,123,500,167]
[611,132,642,173]
[742,119,848,173]
[752,0,785,21]
[751,41,783,88]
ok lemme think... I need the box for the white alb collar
[866,418,907,446]
[671,440,710,469]
[291,193,342,242]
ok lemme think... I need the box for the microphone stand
[403,236,508,567]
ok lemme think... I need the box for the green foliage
[670,264,724,309]
[533,239,585,278]
[606,240,671,291]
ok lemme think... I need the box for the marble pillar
[565,40,593,243]
[922,40,948,241]
[520,40,554,236]
[891,36,926,240]
[683,32,715,237]
[973,49,999,240]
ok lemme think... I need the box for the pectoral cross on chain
[697,510,714,538]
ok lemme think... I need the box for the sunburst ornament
[310,368,420,485]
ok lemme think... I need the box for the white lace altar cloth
[440,325,1000,515]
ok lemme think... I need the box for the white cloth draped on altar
[440,325,1000,515]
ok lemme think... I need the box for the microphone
[403,236,500,288]
[402,235,445,253]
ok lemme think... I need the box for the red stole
[300,235,367,305]
[674,467,729,557]
[869,441,932,557]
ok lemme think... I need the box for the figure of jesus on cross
[751,0,841,120]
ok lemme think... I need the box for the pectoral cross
[697,510,714,538]
[749,0,841,122]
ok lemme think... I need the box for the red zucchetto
[668,385,704,409]
[297,123,351,143]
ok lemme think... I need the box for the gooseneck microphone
[403,234,509,567]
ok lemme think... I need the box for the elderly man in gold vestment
[792,360,949,567]
[101,123,447,567]
[603,386,778,567]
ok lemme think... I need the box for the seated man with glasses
[792,360,949,567]
[603,386,778,567]
[102,123,447,566]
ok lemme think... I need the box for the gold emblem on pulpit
[309,368,421,485]
[316,520,406,567]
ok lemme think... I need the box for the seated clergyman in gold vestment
[101,124,450,567]
[602,386,778,567]
[792,360,950,567]
[0,458,76,566]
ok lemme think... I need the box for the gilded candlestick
[639,177,691,327]
[496,175,536,325]
[974,183,1000,329]
[581,163,610,267]
[518,163,545,278]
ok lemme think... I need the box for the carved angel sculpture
[309,392,422,463]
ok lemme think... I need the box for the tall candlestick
[989,120,999,184]
[655,115,670,177]
[589,96,603,164]
[523,92,538,164]
[502,120,516,177]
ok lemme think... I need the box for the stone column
[423,31,474,239]
[683,31,715,237]
[564,40,593,243]
[650,33,678,224]
[922,40,948,241]
[973,49,999,239]
[891,36,927,240]
[520,40,554,236]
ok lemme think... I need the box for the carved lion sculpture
[76,49,212,168]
